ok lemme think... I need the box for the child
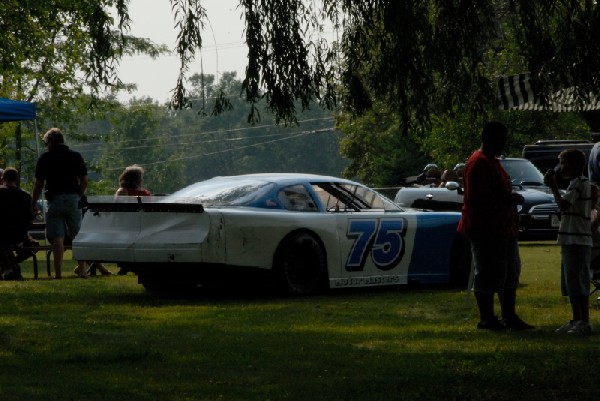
[544,149,599,335]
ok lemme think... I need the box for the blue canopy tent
[0,97,41,158]
[0,97,44,212]
[0,97,36,121]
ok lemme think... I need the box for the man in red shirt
[458,121,534,331]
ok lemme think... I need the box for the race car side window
[312,183,401,212]
[312,184,360,212]
[277,185,318,212]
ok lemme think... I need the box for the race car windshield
[164,178,276,206]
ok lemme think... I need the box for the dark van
[522,139,595,174]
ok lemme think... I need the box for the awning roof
[0,97,36,122]
[497,73,600,112]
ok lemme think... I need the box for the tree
[0,0,167,172]
[97,100,187,194]
[180,72,348,182]
[6,1,600,127]
[0,1,168,100]
[168,1,600,127]
[337,103,428,186]
[333,1,597,183]
[513,2,600,105]
[6,1,600,187]
[419,111,590,171]
[80,72,346,193]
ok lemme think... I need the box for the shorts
[560,244,591,297]
[45,194,82,241]
[471,236,520,294]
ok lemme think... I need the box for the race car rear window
[278,185,318,212]
[165,180,276,206]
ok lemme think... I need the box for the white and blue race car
[73,173,470,294]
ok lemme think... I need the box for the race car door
[332,213,418,288]
[309,182,417,288]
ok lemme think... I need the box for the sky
[116,0,247,103]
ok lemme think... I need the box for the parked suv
[394,158,560,239]
[522,139,594,176]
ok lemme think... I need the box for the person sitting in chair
[0,167,36,280]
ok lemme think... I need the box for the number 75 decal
[345,218,407,272]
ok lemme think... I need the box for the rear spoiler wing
[85,201,204,214]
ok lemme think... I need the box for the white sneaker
[567,320,592,335]
[555,320,576,333]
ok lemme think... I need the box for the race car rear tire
[273,231,328,296]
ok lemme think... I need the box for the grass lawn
[1,243,599,401]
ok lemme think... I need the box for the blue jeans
[45,194,82,240]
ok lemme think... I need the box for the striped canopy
[497,73,600,112]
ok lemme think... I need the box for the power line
[100,132,300,152]
[105,128,336,171]
[71,116,335,149]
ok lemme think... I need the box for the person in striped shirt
[545,149,599,335]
